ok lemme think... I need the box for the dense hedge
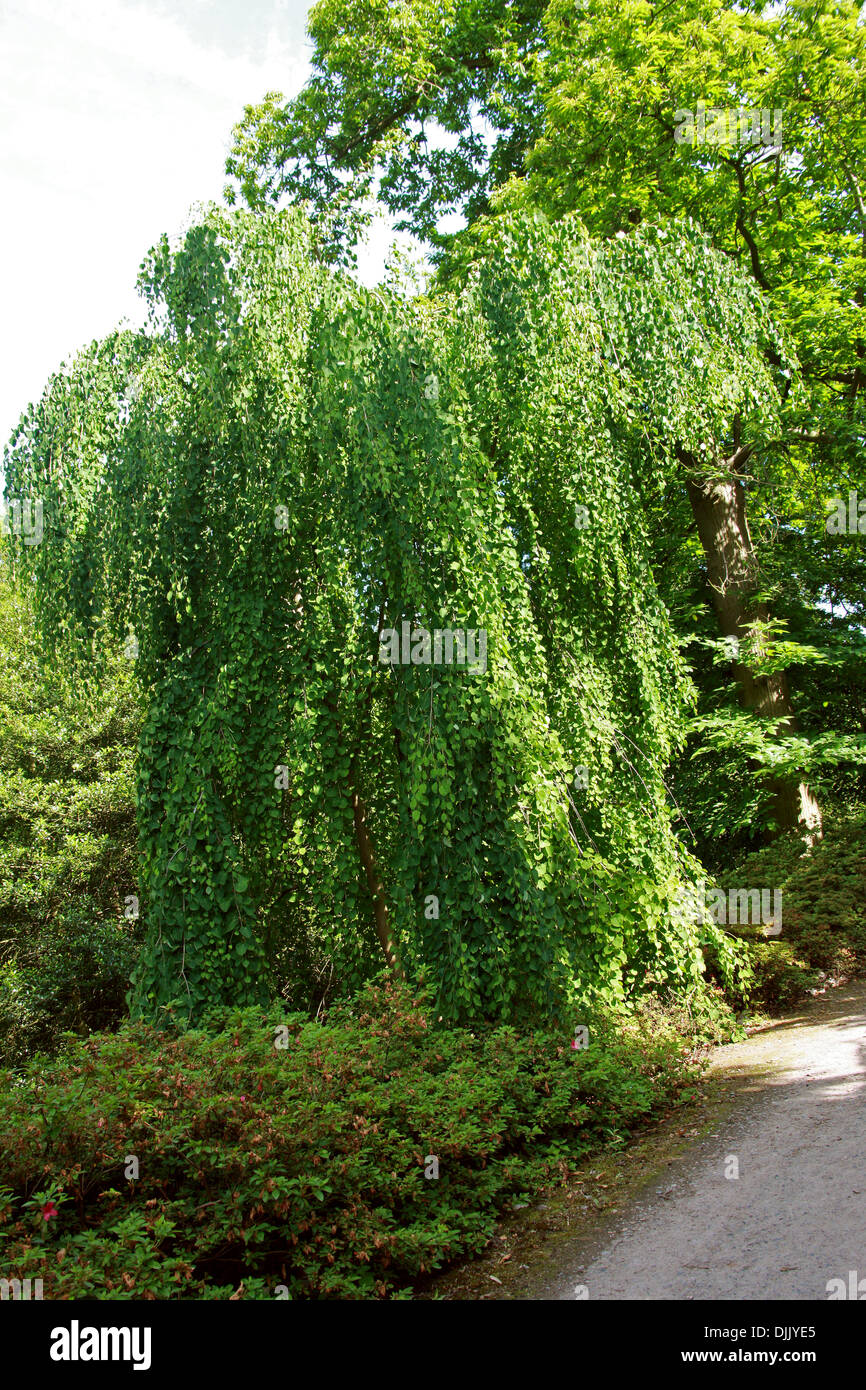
[0,980,700,1299]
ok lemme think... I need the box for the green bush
[0,557,142,1066]
[0,979,700,1299]
[718,814,866,1009]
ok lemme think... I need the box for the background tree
[225,0,550,259]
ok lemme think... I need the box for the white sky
[0,0,411,446]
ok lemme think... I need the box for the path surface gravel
[542,981,866,1300]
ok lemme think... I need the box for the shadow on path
[427,980,866,1301]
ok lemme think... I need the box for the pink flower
[42,1201,58,1221]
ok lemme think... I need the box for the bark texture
[684,461,822,842]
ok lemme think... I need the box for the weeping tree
[4,206,782,1024]
[229,0,860,843]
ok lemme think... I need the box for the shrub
[717,813,866,1009]
[0,558,142,1066]
[0,979,700,1299]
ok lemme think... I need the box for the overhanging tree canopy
[226,0,865,840]
[4,207,781,1023]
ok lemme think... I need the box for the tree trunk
[683,462,822,842]
[349,762,404,977]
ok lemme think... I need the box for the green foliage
[224,0,549,259]
[0,978,703,1299]
[227,0,865,433]
[502,0,866,429]
[228,0,866,855]
[718,813,866,1008]
[4,206,779,1025]
[0,552,142,1066]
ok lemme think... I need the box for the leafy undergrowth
[718,813,866,1011]
[0,979,703,1300]
[0,560,142,1069]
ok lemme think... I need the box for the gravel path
[543,981,866,1300]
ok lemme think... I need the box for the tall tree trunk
[682,457,822,842]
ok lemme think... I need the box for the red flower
[42,1201,58,1221]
